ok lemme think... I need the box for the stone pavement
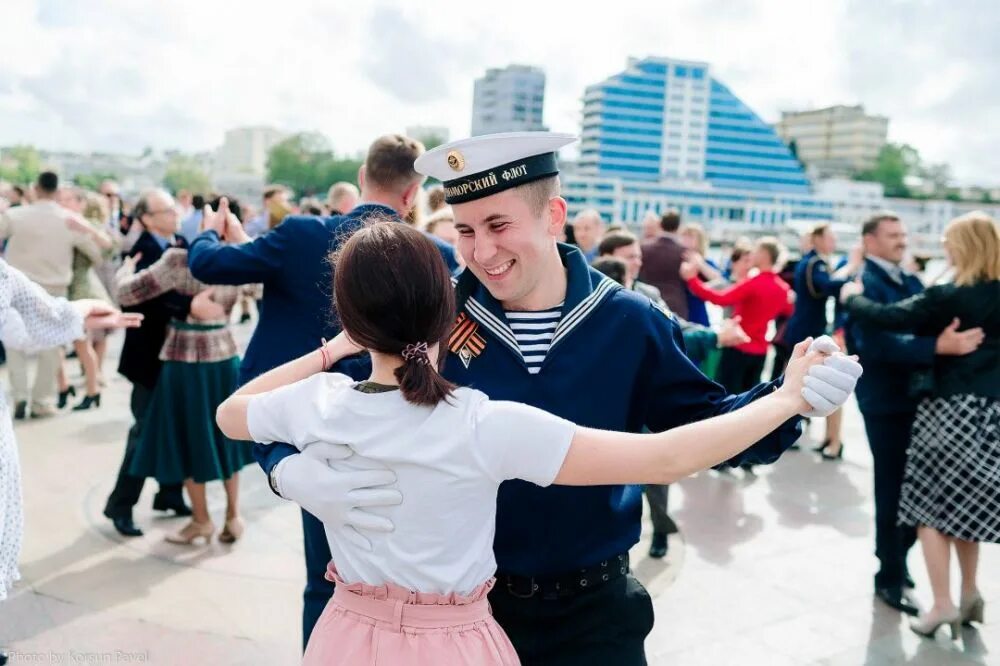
[1,328,997,665]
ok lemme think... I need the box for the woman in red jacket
[681,237,794,393]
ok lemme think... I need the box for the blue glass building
[569,57,825,227]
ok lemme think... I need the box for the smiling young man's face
[452,183,566,309]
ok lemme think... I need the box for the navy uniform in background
[257,133,815,665]
[783,248,849,350]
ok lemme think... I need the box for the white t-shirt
[247,373,575,595]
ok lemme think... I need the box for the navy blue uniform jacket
[188,204,457,384]
[845,258,934,416]
[783,250,848,346]
[255,243,802,577]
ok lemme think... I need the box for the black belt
[498,553,630,600]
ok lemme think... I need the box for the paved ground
[1,326,997,665]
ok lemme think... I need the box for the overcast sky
[1,0,996,184]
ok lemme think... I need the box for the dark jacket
[783,249,849,346]
[844,259,935,415]
[117,231,192,389]
[188,204,455,384]
[639,235,688,319]
[846,279,999,399]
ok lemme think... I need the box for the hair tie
[401,341,430,365]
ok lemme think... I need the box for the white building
[775,105,888,177]
[471,65,546,136]
[214,126,286,178]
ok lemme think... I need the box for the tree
[0,145,42,185]
[74,172,119,190]
[162,156,211,194]
[854,143,920,198]
[266,132,361,197]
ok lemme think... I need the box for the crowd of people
[0,128,995,664]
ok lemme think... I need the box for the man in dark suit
[638,209,688,319]
[188,134,452,648]
[103,189,211,537]
[846,212,984,615]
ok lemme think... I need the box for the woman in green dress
[116,245,256,545]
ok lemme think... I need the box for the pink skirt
[302,566,520,665]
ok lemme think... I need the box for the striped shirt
[504,304,563,375]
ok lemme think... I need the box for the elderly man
[570,208,605,262]
[0,172,103,418]
[102,189,211,537]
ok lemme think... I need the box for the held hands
[839,278,864,303]
[278,443,403,551]
[799,335,863,417]
[679,261,699,281]
[72,300,144,331]
[776,338,830,413]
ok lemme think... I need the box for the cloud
[0,0,996,183]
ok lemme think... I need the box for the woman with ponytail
[217,220,853,665]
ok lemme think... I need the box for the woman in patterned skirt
[842,211,999,639]
[0,259,141,665]
[116,239,256,546]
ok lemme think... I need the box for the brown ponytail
[331,218,456,406]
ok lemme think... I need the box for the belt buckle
[506,577,538,599]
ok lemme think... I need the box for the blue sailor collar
[347,203,399,220]
[454,242,620,365]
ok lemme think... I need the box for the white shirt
[247,374,574,595]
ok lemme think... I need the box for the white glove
[277,443,403,551]
[800,336,863,417]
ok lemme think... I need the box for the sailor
[258,132,862,664]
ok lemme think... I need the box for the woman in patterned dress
[115,245,256,546]
[842,211,999,639]
[0,259,140,664]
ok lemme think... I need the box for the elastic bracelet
[319,339,332,370]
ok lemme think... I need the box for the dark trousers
[643,484,675,535]
[103,383,184,519]
[489,573,654,665]
[715,348,767,394]
[861,410,918,590]
[302,508,335,650]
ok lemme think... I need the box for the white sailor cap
[414,131,577,205]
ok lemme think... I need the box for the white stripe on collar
[549,278,618,349]
[465,297,523,359]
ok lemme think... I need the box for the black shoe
[13,401,27,420]
[153,496,193,517]
[110,517,144,537]
[789,442,801,450]
[58,385,76,409]
[904,573,916,590]
[648,532,668,559]
[239,312,252,324]
[813,438,830,452]
[72,393,101,411]
[1,649,8,665]
[876,587,920,616]
[820,443,844,460]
